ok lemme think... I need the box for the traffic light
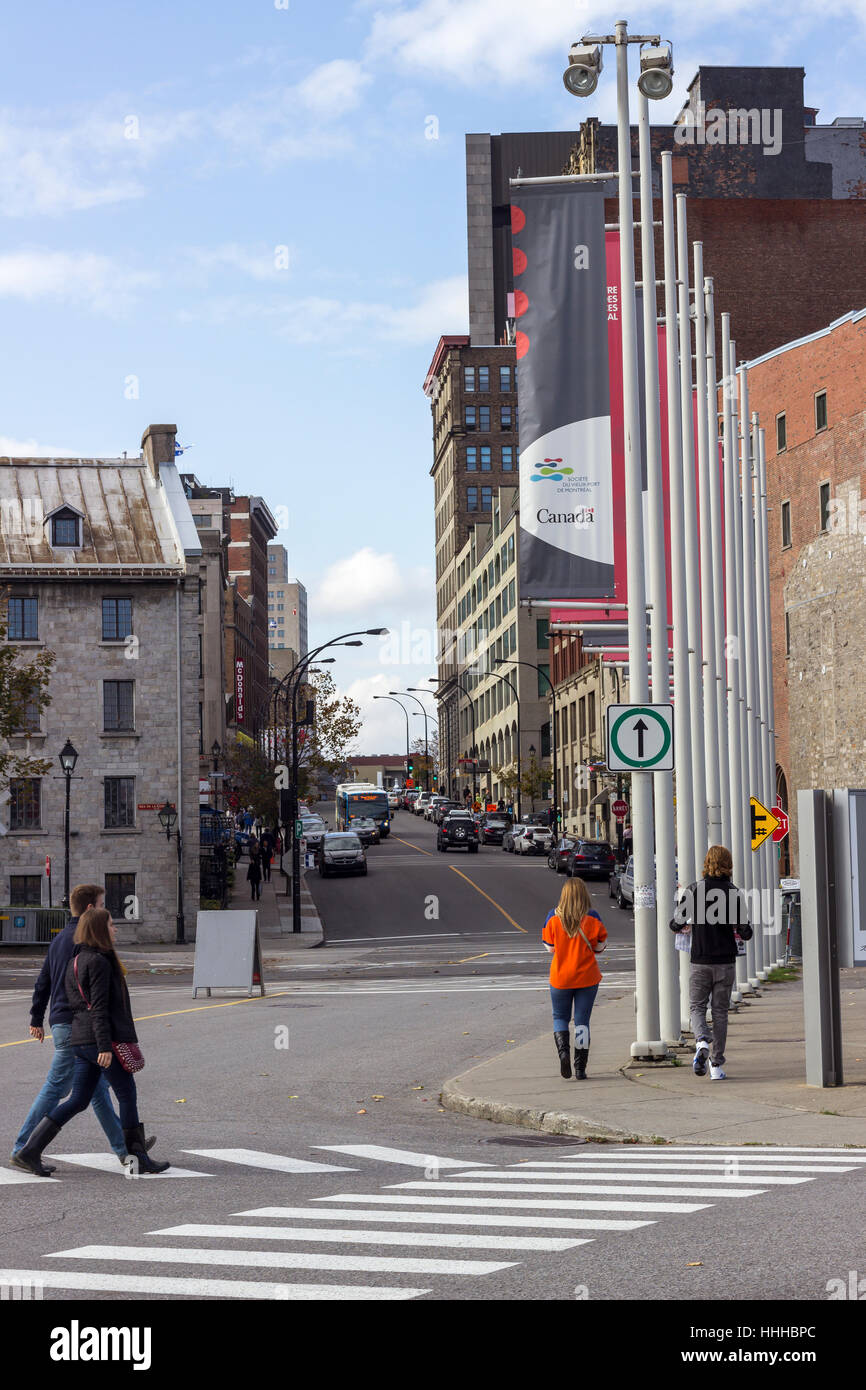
[407,756,414,778]
[432,769,438,787]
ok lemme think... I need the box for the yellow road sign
[750,796,780,851]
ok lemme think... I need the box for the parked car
[434,800,461,825]
[402,789,421,810]
[414,793,433,816]
[425,795,451,822]
[548,835,578,872]
[480,814,511,845]
[617,855,678,909]
[387,791,400,811]
[566,839,616,881]
[502,825,529,853]
[516,826,551,856]
[317,831,367,877]
[437,811,480,853]
[348,815,381,846]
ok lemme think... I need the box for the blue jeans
[14,1023,126,1158]
[550,984,600,1047]
[49,1046,140,1131]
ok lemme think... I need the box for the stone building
[742,307,866,874]
[0,425,201,943]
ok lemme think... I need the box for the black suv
[479,814,511,845]
[566,839,616,880]
[437,813,479,853]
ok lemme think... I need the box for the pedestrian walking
[670,844,753,1080]
[247,854,262,900]
[542,878,607,1081]
[10,907,170,1178]
[259,831,273,883]
[9,883,154,1172]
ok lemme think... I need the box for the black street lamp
[58,739,78,909]
[156,800,185,944]
[497,657,558,830]
[430,676,478,805]
[374,696,410,781]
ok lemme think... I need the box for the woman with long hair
[11,907,170,1177]
[542,877,607,1081]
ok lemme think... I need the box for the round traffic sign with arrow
[606,704,674,772]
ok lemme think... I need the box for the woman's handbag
[73,957,145,1072]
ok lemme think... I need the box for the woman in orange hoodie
[542,877,607,1080]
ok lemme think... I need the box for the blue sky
[3,0,865,751]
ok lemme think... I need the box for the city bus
[334,782,391,838]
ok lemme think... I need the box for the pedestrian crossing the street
[3,1143,865,1300]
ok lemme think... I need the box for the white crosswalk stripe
[0,1168,59,1185]
[150,1223,589,1252]
[12,1139,864,1301]
[51,1154,212,1178]
[0,1269,427,1300]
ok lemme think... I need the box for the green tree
[0,598,56,800]
[297,669,362,802]
[223,740,279,824]
[518,752,547,813]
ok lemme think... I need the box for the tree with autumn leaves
[0,599,56,815]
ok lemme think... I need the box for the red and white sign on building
[235,658,246,724]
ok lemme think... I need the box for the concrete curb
[439,1079,643,1141]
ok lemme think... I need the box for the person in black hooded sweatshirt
[670,844,753,1081]
[12,906,170,1178]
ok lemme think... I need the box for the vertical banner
[512,183,612,600]
[235,657,246,725]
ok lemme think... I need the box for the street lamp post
[430,676,477,805]
[399,690,436,792]
[211,740,221,810]
[58,739,78,910]
[496,658,556,829]
[479,669,522,820]
[157,799,185,945]
[564,18,671,1057]
[374,695,411,781]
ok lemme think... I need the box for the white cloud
[0,250,157,313]
[187,242,294,282]
[295,59,373,119]
[0,435,78,458]
[315,547,432,617]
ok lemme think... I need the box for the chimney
[141,424,178,480]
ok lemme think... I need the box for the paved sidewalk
[441,971,866,1147]
[228,858,323,945]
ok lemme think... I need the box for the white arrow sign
[606,703,674,772]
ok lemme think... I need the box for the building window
[466,446,477,472]
[781,500,792,549]
[102,597,133,642]
[508,578,515,608]
[570,703,577,742]
[785,611,791,656]
[500,365,512,392]
[105,873,136,919]
[588,690,596,733]
[536,618,550,649]
[815,390,828,432]
[478,366,489,391]
[464,367,476,393]
[15,687,41,733]
[10,778,40,829]
[10,874,42,905]
[538,663,551,700]
[479,406,491,431]
[819,481,831,533]
[465,406,477,430]
[776,413,787,452]
[51,508,81,547]
[480,446,492,471]
[7,596,37,641]
[481,486,492,510]
[579,697,587,738]
[467,487,479,512]
[105,777,135,829]
[501,446,514,471]
[103,680,134,732]
[500,405,513,430]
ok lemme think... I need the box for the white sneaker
[709,1063,727,1080]
[693,1041,710,1076]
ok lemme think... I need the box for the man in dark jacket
[670,844,753,1080]
[10,883,127,1166]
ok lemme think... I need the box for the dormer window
[51,508,81,546]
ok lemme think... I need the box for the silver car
[317,832,367,878]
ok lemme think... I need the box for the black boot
[574,1047,589,1080]
[10,1116,60,1177]
[554,1031,572,1079]
[123,1124,170,1175]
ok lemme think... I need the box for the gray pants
[689,963,736,1066]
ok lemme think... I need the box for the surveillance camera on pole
[563,43,603,97]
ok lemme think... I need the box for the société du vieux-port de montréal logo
[530,456,574,482]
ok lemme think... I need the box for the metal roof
[0,456,188,574]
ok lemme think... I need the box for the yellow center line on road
[449,952,491,964]
[448,866,528,934]
[0,990,295,1047]
[391,836,434,857]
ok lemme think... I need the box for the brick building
[467,66,866,362]
[742,308,866,874]
[0,426,201,943]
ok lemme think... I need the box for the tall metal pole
[738,371,762,985]
[757,427,783,964]
[377,695,410,777]
[753,413,774,975]
[722,319,749,1001]
[612,23,661,1055]
[676,197,707,883]
[703,276,731,849]
[63,771,71,909]
[693,243,722,848]
[638,99,678,1044]
[400,691,434,790]
[662,154,695,1034]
